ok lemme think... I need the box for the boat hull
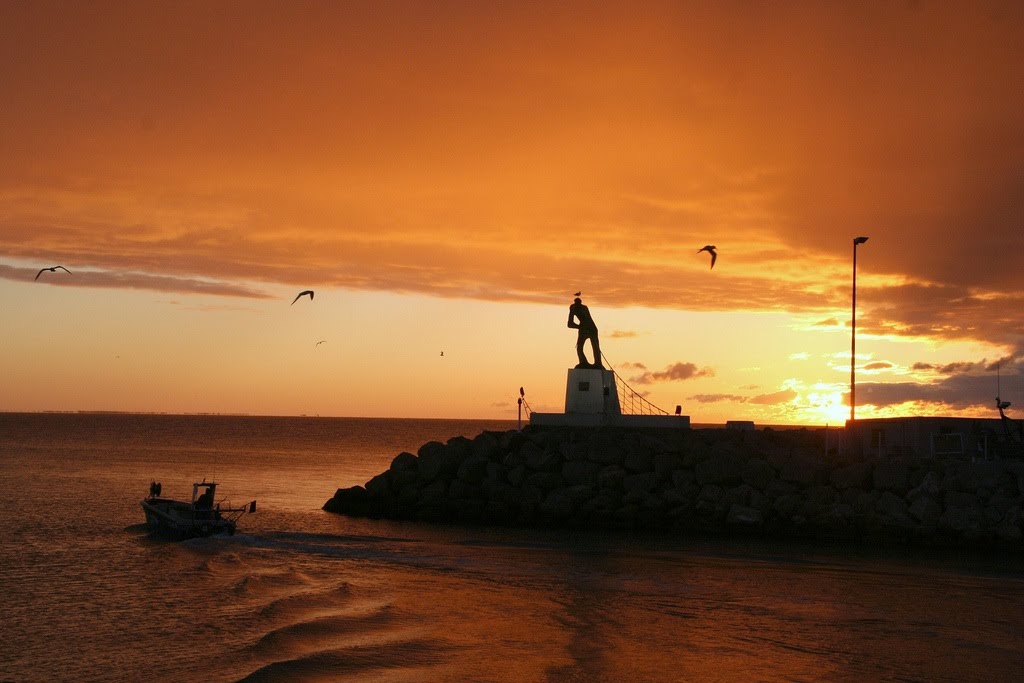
[141,498,236,540]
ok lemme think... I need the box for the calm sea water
[2,413,1024,682]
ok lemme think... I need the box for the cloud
[0,1,1022,362]
[857,359,1024,410]
[630,362,714,385]
[618,361,648,371]
[911,360,993,375]
[609,330,640,339]
[687,387,799,405]
[747,389,799,405]
[789,352,810,360]
[0,263,271,299]
[863,361,894,371]
[688,393,747,404]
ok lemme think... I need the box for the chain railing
[601,352,671,416]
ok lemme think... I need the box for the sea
[2,412,1024,682]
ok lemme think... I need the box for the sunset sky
[2,1,1022,424]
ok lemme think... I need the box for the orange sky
[2,1,1022,423]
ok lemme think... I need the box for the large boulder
[562,460,603,487]
[695,454,745,486]
[418,479,448,504]
[323,485,368,514]
[909,496,942,526]
[526,472,566,491]
[390,451,418,472]
[588,439,626,466]
[726,504,764,527]
[597,465,627,491]
[365,472,391,496]
[522,442,561,472]
[623,449,654,473]
[780,457,826,486]
[539,490,575,521]
[830,462,872,490]
[418,441,455,481]
[471,432,501,461]
[457,456,490,484]
[873,461,910,492]
[623,471,659,495]
[907,471,942,502]
[741,458,776,490]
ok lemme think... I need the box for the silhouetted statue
[567,296,603,369]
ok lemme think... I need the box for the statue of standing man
[567,294,603,369]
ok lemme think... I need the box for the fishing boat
[141,480,256,539]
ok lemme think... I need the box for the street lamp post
[851,236,869,422]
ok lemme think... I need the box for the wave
[236,637,447,683]
[254,603,394,653]
[233,568,315,596]
[257,584,353,619]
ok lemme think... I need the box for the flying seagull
[697,245,717,270]
[315,340,326,347]
[291,290,314,305]
[35,265,72,281]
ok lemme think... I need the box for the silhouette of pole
[851,236,869,421]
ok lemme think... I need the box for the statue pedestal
[565,368,621,415]
[530,368,690,429]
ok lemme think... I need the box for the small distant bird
[315,340,326,347]
[697,245,717,270]
[35,265,72,281]
[440,351,444,357]
[291,290,314,305]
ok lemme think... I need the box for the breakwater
[323,426,1024,548]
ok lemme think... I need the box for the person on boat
[195,487,214,510]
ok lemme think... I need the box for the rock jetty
[323,426,1024,549]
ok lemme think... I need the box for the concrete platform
[530,412,690,429]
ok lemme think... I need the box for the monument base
[565,367,620,415]
[528,367,690,428]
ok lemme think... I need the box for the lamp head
[854,236,869,245]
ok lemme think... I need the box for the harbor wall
[323,425,1024,549]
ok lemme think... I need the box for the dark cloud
[863,361,893,371]
[618,361,648,371]
[857,359,1024,410]
[814,317,841,327]
[911,360,983,375]
[747,389,799,405]
[630,362,714,385]
[688,393,747,404]
[609,330,640,339]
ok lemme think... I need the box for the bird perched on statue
[291,290,314,305]
[697,245,717,270]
